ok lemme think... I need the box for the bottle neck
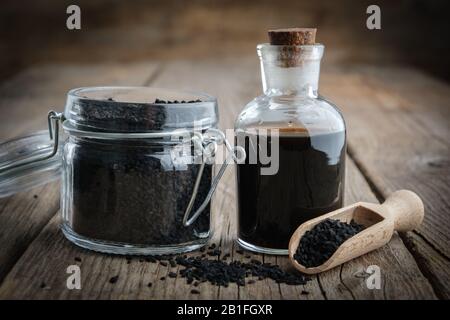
[258,44,324,98]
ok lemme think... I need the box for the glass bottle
[235,43,346,255]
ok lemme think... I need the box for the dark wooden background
[1,0,449,82]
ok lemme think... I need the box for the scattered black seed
[222,253,230,260]
[121,248,309,289]
[301,290,310,295]
[200,246,206,253]
[147,282,152,287]
[109,276,119,284]
[245,255,251,259]
[236,249,244,254]
[175,256,308,287]
[107,97,115,101]
[39,282,47,289]
[294,219,365,268]
[191,289,200,294]
[74,257,82,262]
[209,243,217,249]
[208,249,221,256]
[33,195,38,199]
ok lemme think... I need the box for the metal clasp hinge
[0,110,63,173]
[182,128,245,227]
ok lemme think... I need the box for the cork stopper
[268,28,316,46]
[266,28,317,68]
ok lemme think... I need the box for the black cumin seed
[168,272,177,278]
[294,219,365,268]
[109,276,119,284]
[74,257,82,262]
[191,289,200,294]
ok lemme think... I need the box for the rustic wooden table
[0,58,448,299]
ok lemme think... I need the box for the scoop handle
[381,190,424,232]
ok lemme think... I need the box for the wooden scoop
[288,190,424,275]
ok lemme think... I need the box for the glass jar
[235,44,346,255]
[0,87,236,255]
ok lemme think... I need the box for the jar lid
[65,87,219,133]
[0,130,62,197]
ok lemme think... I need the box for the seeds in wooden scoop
[294,219,365,268]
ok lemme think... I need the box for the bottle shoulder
[235,94,346,134]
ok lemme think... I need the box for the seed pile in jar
[69,97,211,246]
[294,219,365,268]
[154,98,202,104]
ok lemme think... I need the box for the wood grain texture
[0,59,437,299]
[0,63,159,285]
[320,67,450,298]
[0,183,59,283]
[0,159,434,299]
[401,232,450,299]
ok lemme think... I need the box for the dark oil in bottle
[236,128,346,250]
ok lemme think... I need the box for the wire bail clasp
[0,110,63,173]
[182,128,245,227]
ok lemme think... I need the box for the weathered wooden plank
[401,232,450,299]
[0,63,160,285]
[320,67,450,298]
[0,182,59,284]
[0,157,434,299]
[0,60,437,299]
